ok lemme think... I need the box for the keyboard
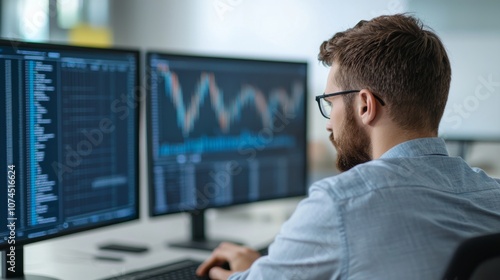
[101,246,269,280]
[101,259,207,280]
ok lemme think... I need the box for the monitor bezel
[0,39,141,250]
[145,51,309,218]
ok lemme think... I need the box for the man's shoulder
[312,156,500,201]
[311,160,401,201]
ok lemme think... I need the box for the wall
[407,0,500,175]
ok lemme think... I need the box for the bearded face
[330,105,372,172]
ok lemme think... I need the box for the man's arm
[197,184,345,280]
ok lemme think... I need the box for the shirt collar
[379,137,449,159]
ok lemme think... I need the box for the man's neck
[371,127,435,159]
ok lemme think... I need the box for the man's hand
[196,242,261,280]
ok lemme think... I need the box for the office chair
[442,232,500,280]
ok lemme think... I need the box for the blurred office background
[1,0,499,184]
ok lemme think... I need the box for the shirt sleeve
[229,184,345,280]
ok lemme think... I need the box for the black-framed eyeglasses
[315,90,386,119]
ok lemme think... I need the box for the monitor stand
[169,210,242,252]
[2,246,57,280]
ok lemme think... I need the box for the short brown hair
[318,14,451,133]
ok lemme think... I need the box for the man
[197,14,500,279]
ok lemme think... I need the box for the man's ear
[357,90,378,125]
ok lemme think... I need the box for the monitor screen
[0,40,139,250]
[146,53,308,217]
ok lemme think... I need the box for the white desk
[22,198,301,280]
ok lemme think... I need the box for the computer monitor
[146,52,308,250]
[0,40,140,279]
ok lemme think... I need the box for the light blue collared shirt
[230,138,500,280]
